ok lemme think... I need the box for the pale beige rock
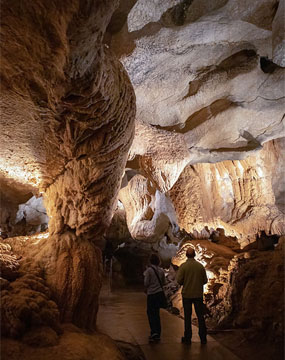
[128,121,191,192]
[272,0,285,66]
[119,174,177,242]
[110,0,284,165]
[169,139,285,243]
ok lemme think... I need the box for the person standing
[144,253,166,343]
[176,247,208,345]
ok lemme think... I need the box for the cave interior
[0,0,284,360]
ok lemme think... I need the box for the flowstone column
[0,0,135,330]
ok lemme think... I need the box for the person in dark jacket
[144,253,166,342]
[176,247,208,345]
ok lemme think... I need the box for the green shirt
[176,258,208,298]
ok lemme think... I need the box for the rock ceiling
[109,0,284,162]
[107,0,285,241]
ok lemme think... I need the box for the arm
[161,270,166,286]
[176,265,184,285]
[144,268,150,288]
[203,267,208,284]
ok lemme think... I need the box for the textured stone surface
[16,196,48,227]
[0,0,135,238]
[169,139,285,244]
[128,121,191,192]
[210,249,284,342]
[1,324,125,360]
[0,0,284,354]
[171,240,283,353]
[0,0,136,331]
[109,0,284,165]
[272,0,285,66]
[0,242,20,281]
[2,232,102,330]
[1,273,61,339]
[119,174,178,242]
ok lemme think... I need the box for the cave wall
[169,138,285,245]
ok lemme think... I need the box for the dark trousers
[147,292,162,336]
[183,297,207,341]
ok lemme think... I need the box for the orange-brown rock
[0,242,20,281]
[0,0,135,330]
[1,324,125,360]
[128,121,191,193]
[211,249,284,345]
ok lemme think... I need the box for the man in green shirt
[176,247,208,345]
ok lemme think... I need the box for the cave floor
[97,285,241,360]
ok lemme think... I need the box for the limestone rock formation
[172,240,236,282]
[0,243,20,281]
[128,121,191,193]
[209,248,284,345]
[0,0,135,333]
[109,0,284,169]
[169,138,285,245]
[272,0,285,66]
[15,196,48,228]
[10,196,49,236]
[119,174,178,243]
[1,324,125,360]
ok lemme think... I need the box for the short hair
[149,253,160,265]
[186,247,195,258]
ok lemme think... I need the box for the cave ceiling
[108,0,285,169]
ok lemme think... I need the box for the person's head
[149,253,160,266]
[186,247,195,258]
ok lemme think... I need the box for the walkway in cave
[97,286,241,360]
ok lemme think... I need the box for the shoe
[201,338,207,345]
[149,334,160,343]
[181,337,191,345]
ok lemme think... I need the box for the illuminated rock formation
[169,138,285,245]
[119,174,178,243]
[0,0,135,333]
[109,0,284,168]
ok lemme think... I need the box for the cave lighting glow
[189,220,241,239]
[0,163,42,189]
[13,231,49,246]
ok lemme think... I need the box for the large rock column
[0,0,135,329]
